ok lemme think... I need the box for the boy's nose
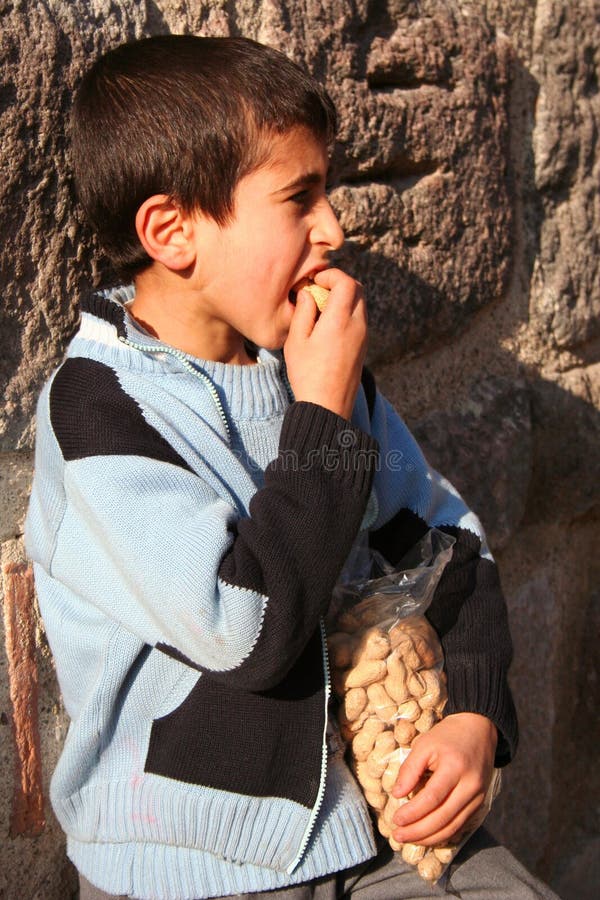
[311,199,344,251]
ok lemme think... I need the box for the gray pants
[79,828,561,900]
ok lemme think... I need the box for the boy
[25,35,556,900]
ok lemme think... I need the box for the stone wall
[1,1,598,897]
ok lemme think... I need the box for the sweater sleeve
[25,359,378,693]
[362,372,518,766]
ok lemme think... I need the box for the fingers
[390,726,489,846]
[392,733,435,800]
[288,288,319,340]
[313,268,364,316]
[392,781,486,847]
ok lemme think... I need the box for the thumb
[392,744,430,799]
[289,289,318,340]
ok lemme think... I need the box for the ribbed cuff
[443,658,518,766]
[277,402,379,499]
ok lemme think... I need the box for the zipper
[118,336,231,442]
[121,329,327,870]
[286,617,331,874]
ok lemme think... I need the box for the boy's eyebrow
[273,171,324,194]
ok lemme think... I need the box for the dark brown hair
[71,35,337,279]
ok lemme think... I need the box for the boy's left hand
[390,713,497,847]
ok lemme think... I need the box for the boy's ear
[135,195,196,271]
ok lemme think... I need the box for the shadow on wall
[321,40,600,891]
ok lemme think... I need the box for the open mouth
[288,277,314,305]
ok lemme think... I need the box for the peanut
[433,845,456,864]
[353,627,391,664]
[367,682,397,725]
[377,814,392,838]
[401,843,427,865]
[393,638,422,672]
[355,760,383,794]
[344,687,368,722]
[394,719,418,746]
[381,755,403,794]
[364,789,387,811]
[417,853,444,883]
[345,659,387,689]
[366,730,397,778]
[415,708,438,733]
[303,282,330,312]
[396,699,421,723]
[389,834,403,852]
[407,671,427,699]
[351,717,385,761]
[383,793,407,828]
[418,669,444,709]
[384,673,410,705]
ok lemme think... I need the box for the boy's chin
[244,336,286,355]
[262,338,286,352]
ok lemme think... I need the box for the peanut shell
[415,708,437,733]
[366,730,397,777]
[396,699,421,722]
[394,719,418,746]
[355,760,383,794]
[352,717,385,761]
[345,659,387,689]
[303,282,329,312]
[401,843,427,865]
[364,789,387,811]
[367,682,397,725]
[352,627,391,664]
[418,669,444,709]
[344,687,368,722]
[417,853,444,882]
[433,845,456,864]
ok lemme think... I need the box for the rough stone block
[0,452,34,542]
[411,376,532,549]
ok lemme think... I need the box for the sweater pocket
[145,629,326,808]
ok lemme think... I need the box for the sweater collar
[78,287,292,420]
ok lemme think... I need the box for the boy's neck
[129,269,256,365]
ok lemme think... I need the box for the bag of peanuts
[327,529,501,886]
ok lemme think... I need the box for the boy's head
[71,34,337,280]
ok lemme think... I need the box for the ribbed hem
[57,777,311,872]
[65,758,376,900]
[279,402,379,498]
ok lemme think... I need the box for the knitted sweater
[25,287,517,900]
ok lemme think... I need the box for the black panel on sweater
[50,358,193,471]
[146,629,325,808]
[369,507,430,568]
[360,366,377,421]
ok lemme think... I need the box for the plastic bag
[327,529,501,886]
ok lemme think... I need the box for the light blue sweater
[25,286,516,899]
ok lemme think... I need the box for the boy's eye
[289,189,311,205]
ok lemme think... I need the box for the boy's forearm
[361,378,518,766]
[426,534,518,766]
[216,401,379,689]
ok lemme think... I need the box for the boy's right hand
[284,268,367,421]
